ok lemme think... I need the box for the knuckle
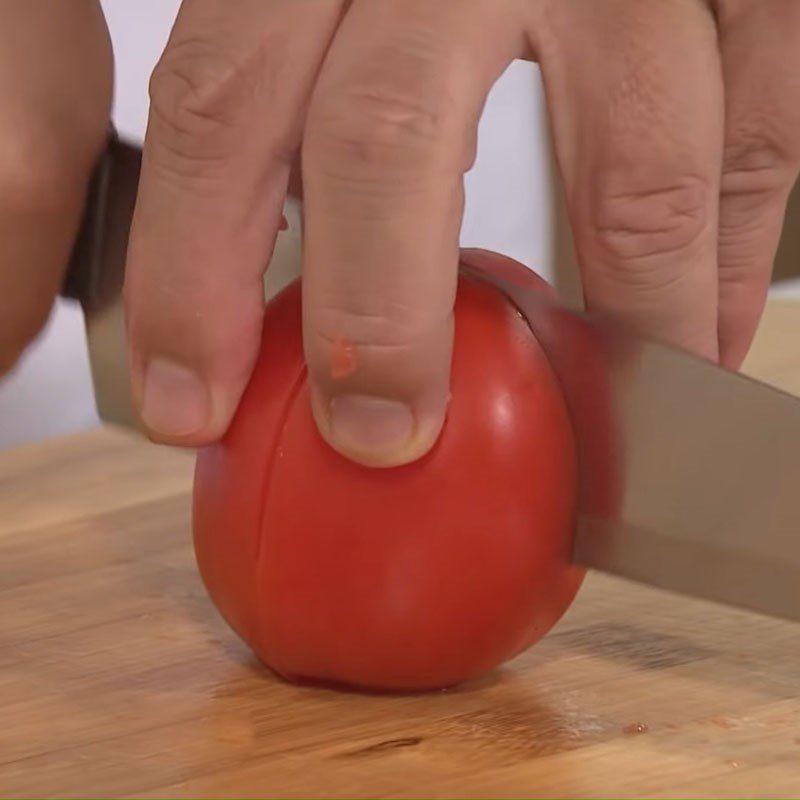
[722,130,800,200]
[312,304,424,353]
[148,37,263,175]
[307,43,463,181]
[309,294,453,378]
[314,89,443,168]
[587,176,712,263]
[150,38,256,134]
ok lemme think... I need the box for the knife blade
[63,135,800,623]
[467,263,800,623]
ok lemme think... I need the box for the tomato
[193,269,584,691]
[463,250,622,522]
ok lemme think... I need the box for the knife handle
[62,129,142,313]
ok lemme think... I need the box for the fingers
[302,0,524,466]
[125,0,343,443]
[0,0,111,373]
[537,0,723,360]
[715,0,800,368]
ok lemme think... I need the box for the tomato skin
[193,274,583,691]
[463,251,622,522]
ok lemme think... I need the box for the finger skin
[302,0,523,466]
[0,0,112,374]
[124,0,343,443]
[716,0,800,368]
[535,0,723,360]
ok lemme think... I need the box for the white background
[0,1,554,449]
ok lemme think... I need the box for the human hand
[0,0,112,374]
[125,0,800,465]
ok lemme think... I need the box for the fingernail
[329,394,415,460]
[140,358,210,437]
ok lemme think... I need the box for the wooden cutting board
[2,302,800,799]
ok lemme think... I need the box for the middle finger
[302,0,527,465]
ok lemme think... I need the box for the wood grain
[1,302,800,798]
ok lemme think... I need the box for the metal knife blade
[63,134,141,428]
[64,137,800,623]
[469,262,800,623]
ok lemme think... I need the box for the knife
[63,133,800,623]
[62,132,304,429]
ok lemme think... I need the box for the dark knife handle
[62,129,142,313]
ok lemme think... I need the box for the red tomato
[193,272,583,691]
[463,250,622,521]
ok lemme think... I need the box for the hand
[0,0,112,375]
[125,0,800,465]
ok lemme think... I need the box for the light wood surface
[2,303,800,799]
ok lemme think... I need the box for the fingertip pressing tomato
[193,269,584,692]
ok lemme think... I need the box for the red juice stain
[330,336,357,379]
[623,722,649,735]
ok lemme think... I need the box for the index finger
[124,0,342,443]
